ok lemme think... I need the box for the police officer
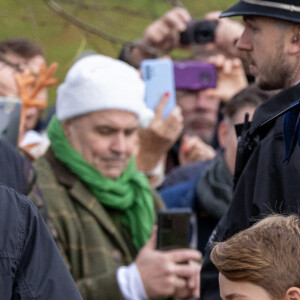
[200,1,300,299]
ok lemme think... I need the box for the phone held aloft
[174,61,217,91]
[156,208,192,251]
[180,20,218,45]
[141,58,176,119]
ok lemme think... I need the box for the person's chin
[101,166,125,179]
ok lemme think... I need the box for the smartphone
[0,96,22,147]
[141,58,176,119]
[174,61,217,91]
[156,208,192,251]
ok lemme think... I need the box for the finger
[205,88,222,99]
[223,59,234,74]
[232,57,242,67]
[146,25,166,44]
[180,135,189,153]
[188,263,201,297]
[143,226,157,250]
[204,11,221,20]
[163,11,187,32]
[186,260,201,289]
[165,105,183,123]
[168,249,202,263]
[183,146,199,163]
[208,54,225,68]
[173,7,192,23]
[172,275,187,290]
[171,263,199,279]
[155,92,170,117]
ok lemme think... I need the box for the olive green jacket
[33,148,165,300]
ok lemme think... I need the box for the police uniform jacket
[200,83,300,300]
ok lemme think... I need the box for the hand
[142,7,191,53]
[128,7,191,66]
[205,11,244,58]
[179,135,216,166]
[206,54,248,102]
[136,93,183,173]
[135,228,202,299]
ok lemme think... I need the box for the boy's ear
[217,120,228,149]
[285,287,300,300]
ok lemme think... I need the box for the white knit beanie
[56,54,154,128]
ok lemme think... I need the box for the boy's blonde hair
[211,214,300,299]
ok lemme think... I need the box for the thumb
[144,226,158,250]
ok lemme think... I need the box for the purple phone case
[174,61,217,90]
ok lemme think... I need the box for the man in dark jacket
[200,1,300,300]
[0,182,82,299]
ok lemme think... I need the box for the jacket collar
[45,148,133,261]
[250,83,300,135]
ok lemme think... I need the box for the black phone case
[156,208,192,251]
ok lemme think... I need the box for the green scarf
[47,115,155,250]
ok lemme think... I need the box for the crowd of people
[0,0,300,299]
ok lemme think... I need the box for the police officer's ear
[284,287,300,300]
[289,25,300,55]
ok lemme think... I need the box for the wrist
[120,40,158,68]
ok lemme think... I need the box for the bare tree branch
[45,0,129,44]
[55,0,159,19]
[44,0,166,56]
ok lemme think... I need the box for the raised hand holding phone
[135,225,201,299]
[135,92,183,184]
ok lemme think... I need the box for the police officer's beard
[256,43,291,90]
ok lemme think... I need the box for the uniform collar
[249,83,300,135]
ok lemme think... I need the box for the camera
[180,20,218,45]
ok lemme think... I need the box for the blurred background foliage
[0,0,237,104]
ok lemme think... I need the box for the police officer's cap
[220,0,300,23]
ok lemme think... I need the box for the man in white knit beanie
[34,54,201,300]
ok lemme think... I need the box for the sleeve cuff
[117,263,148,300]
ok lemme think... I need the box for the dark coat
[0,139,58,242]
[159,154,232,255]
[0,183,82,299]
[200,84,300,300]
